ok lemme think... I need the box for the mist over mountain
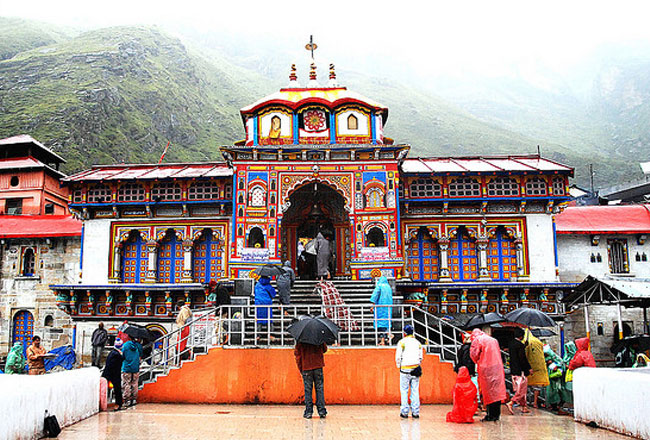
[1,17,648,186]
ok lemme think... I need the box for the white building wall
[81,219,112,285]
[525,214,557,282]
[557,233,650,283]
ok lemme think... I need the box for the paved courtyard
[57,404,629,440]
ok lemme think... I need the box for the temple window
[21,247,36,276]
[158,230,183,283]
[448,177,481,197]
[117,183,145,202]
[551,177,565,196]
[409,178,442,198]
[188,181,220,200]
[366,227,386,247]
[487,227,518,281]
[366,188,385,208]
[151,182,182,201]
[247,227,265,248]
[121,230,147,283]
[407,227,439,282]
[525,177,547,196]
[448,227,478,281]
[88,185,111,203]
[193,229,221,283]
[72,189,83,203]
[487,177,519,197]
[249,185,266,207]
[608,239,629,274]
[347,114,358,130]
[224,184,233,199]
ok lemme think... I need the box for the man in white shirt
[395,324,423,418]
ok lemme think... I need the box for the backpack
[44,410,61,437]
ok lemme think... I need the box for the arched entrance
[281,182,350,278]
[12,310,34,355]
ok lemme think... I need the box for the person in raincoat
[314,280,359,332]
[562,341,577,403]
[5,341,26,374]
[543,344,570,414]
[633,353,650,368]
[276,261,296,311]
[370,276,393,345]
[254,276,277,340]
[469,328,507,422]
[314,232,332,279]
[523,328,549,407]
[568,337,596,370]
[454,333,480,407]
[446,366,478,423]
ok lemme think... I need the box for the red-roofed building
[555,205,650,282]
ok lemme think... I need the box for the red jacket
[568,337,596,370]
[294,343,327,372]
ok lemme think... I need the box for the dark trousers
[302,368,326,416]
[486,401,501,420]
[92,345,103,367]
[108,377,123,407]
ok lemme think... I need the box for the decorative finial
[329,64,336,80]
[305,35,317,61]
[289,64,297,82]
[309,62,317,81]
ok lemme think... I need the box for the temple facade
[50,59,575,339]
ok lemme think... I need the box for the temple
[50,53,575,330]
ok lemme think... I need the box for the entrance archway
[281,182,350,278]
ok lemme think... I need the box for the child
[446,366,478,423]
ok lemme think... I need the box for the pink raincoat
[469,328,507,405]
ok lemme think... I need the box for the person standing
[370,276,393,345]
[121,337,143,407]
[506,327,532,414]
[395,325,423,419]
[26,335,47,375]
[314,232,331,280]
[91,322,108,367]
[294,342,328,419]
[523,328,549,408]
[5,341,26,374]
[102,338,125,411]
[255,276,277,341]
[568,337,596,371]
[277,261,296,312]
[470,328,507,422]
[454,333,479,408]
[176,301,193,360]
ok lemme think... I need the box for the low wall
[139,347,456,404]
[0,368,100,440]
[574,367,650,439]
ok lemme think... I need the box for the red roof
[63,162,232,182]
[0,215,82,238]
[401,155,573,175]
[555,205,650,234]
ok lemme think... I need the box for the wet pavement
[57,404,629,440]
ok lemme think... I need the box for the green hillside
[0,17,77,60]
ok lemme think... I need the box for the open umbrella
[288,315,339,345]
[463,312,506,329]
[622,335,650,352]
[303,239,317,255]
[505,307,556,328]
[254,264,285,277]
[531,328,557,338]
[122,323,152,341]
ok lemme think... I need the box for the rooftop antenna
[158,140,171,164]
[537,145,541,157]
[305,35,318,61]
[589,163,595,195]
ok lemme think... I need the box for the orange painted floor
[57,404,629,440]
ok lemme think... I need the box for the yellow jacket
[524,329,549,387]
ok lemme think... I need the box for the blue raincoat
[370,276,393,329]
[255,276,276,325]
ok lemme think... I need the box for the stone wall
[526,214,558,282]
[563,304,645,366]
[0,236,81,357]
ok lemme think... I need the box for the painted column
[477,236,491,282]
[617,302,624,340]
[438,237,452,282]
[584,305,591,348]
[515,238,528,281]
[181,239,194,283]
[144,240,158,283]
[110,245,121,283]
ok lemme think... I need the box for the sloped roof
[0,215,82,238]
[555,205,650,234]
[240,87,388,122]
[63,162,232,183]
[401,155,573,175]
[0,157,67,178]
[0,134,66,164]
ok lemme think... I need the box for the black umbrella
[505,307,556,328]
[531,328,557,338]
[463,312,506,329]
[288,315,339,345]
[622,335,650,352]
[254,264,285,277]
[122,323,152,341]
